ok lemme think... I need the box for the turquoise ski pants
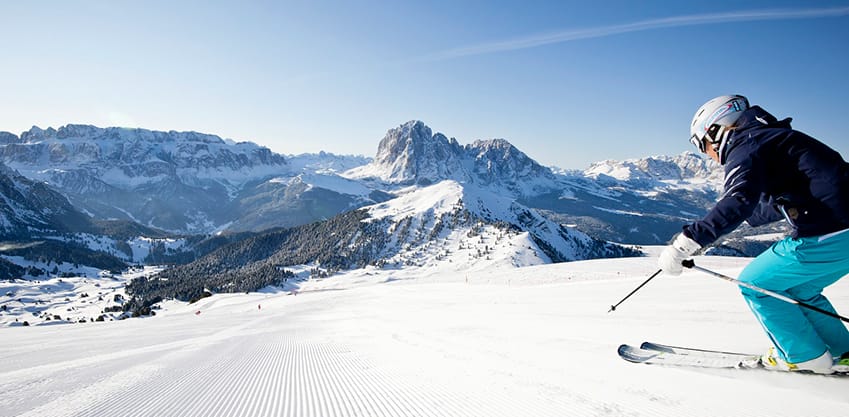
[737,229,849,363]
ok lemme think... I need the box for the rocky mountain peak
[369,120,465,184]
[465,138,557,195]
[348,121,561,196]
[0,131,20,145]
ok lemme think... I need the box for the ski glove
[658,233,701,276]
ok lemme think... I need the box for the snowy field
[2,254,849,417]
[0,266,165,327]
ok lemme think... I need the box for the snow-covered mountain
[345,121,726,245]
[365,180,636,265]
[287,151,372,174]
[0,121,727,245]
[5,124,287,188]
[347,121,467,185]
[529,152,725,244]
[0,125,291,232]
[0,162,94,238]
[0,163,185,278]
[0,126,391,234]
[346,121,560,196]
[124,178,640,312]
[583,152,722,188]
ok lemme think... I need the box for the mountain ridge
[0,121,726,245]
[345,120,560,197]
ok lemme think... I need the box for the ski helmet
[689,95,749,156]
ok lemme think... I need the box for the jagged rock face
[42,169,113,195]
[6,124,288,185]
[355,121,560,196]
[0,125,291,232]
[0,163,93,238]
[0,132,19,145]
[466,139,558,194]
[372,121,466,185]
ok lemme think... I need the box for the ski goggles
[689,124,722,153]
[689,134,706,153]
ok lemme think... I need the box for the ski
[640,341,759,363]
[619,342,849,376]
[618,344,759,369]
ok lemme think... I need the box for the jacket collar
[721,106,792,163]
[734,106,792,131]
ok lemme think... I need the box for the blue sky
[1,1,848,169]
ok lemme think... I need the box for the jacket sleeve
[683,148,765,246]
[746,197,784,227]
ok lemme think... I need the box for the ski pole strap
[681,259,849,324]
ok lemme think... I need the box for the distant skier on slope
[658,94,849,374]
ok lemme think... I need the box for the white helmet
[689,95,749,156]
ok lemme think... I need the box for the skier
[658,94,849,374]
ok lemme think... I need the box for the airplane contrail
[427,6,849,60]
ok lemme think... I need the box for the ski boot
[760,347,834,374]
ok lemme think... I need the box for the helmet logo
[700,100,743,135]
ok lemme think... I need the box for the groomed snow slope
[2,255,848,417]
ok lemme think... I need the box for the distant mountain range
[0,121,727,242]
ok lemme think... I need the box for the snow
[6,124,291,194]
[0,266,163,326]
[286,152,371,174]
[127,237,187,262]
[270,173,374,198]
[363,180,550,269]
[33,234,189,264]
[368,180,461,222]
[593,206,645,216]
[2,255,848,416]
[362,179,616,267]
[583,152,723,194]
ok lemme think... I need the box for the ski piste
[618,342,849,376]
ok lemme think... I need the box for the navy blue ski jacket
[683,106,849,246]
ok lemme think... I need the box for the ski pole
[682,259,849,324]
[608,269,662,313]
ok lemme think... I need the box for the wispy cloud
[426,6,849,60]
